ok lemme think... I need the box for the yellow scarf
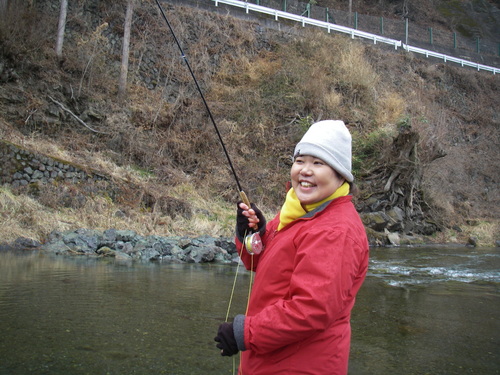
[277,182,350,231]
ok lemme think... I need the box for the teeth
[300,181,314,187]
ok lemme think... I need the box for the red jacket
[234,195,369,375]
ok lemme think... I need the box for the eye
[313,159,325,165]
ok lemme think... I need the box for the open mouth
[299,181,315,188]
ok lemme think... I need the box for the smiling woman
[290,120,355,206]
[215,120,370,375]
[290,155,345,205]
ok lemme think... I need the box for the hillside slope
[319,0,500,41]
[0,0,498,246]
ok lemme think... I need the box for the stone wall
[0,139,193,220]
[0,140,107,188]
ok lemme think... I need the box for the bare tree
[55,0,68,60]
[0,0,7,21]
[0,0,15,23]
[118,0,135,100]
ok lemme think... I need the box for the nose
[300,163,313,175]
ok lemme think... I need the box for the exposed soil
[0,0,498,245]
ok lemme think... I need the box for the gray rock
[361,211,391,232]
[18,228,237,264]
[386,207,405,232]
[12,237,42,249]
[467,236,478,247]
[115,230,137,243]
[386,230,401,246]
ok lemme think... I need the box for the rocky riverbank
[4,226,494,265]
[4,229,239,264]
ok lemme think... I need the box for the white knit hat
[294,120,354,182]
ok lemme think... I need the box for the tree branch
[48,96,108,134]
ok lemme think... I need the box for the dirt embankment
[0,1,498,246]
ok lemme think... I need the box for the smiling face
[291,155,345,205]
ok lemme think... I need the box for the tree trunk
[118,0,135,101]
[55,0,68,60]
[0,1,7,21]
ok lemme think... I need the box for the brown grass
[0,2,498,246]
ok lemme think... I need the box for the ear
[334,170,344,183]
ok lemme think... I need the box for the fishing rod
[154,0,252,208]
[154,10,262,370]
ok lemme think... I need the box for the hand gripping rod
[154,0,251,207]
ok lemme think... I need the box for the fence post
[282,0,286,12]
[429,27,433,45]
[325,8,335,24]
[453,32,457,48]
[354,12,358,29]
[405,17,408,45]
[380,17,384,35]
[476,37,480,53]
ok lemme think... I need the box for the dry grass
[0,182,241,243]
[460,221,500,247]
[375,92,406,127]
[431,220,499,247]
[0,2,498,247]
[0,187,52,243]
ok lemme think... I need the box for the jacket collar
[301,195,351,219]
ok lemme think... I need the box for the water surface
[0,246,498,374]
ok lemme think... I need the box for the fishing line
[225,231,255,375]
[224,248,243,375]
[225,231,255,321]
[154,0,252,206]
[154,4,256,372]
[225,244,243,323]
[225,245,255,318]
[155,0,257,324]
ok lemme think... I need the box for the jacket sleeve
[243,227,368,354]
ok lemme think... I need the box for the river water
[0,246,498,375]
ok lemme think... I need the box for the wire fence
[259,0,499,58]
[210,0,500,73]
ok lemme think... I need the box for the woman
[215,120,369,375]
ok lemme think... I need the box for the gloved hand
[214,322,238,357]
[236,202,266,239]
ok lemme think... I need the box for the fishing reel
[244,232,263,255]
[240,191,264,255]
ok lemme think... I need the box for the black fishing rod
[154,0,252,207]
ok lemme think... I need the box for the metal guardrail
[213,0,500,75]
[402,44,499,74]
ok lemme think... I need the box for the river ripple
[0,246,498,374]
